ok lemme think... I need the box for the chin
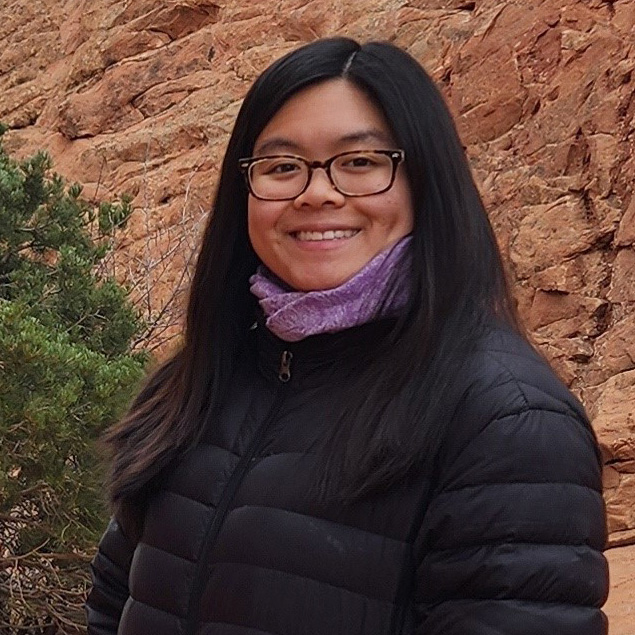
[290,272,357,292]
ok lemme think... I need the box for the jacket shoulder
[459,323,588,425]
[433,322,601,491]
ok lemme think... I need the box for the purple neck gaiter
[249,235,412,342]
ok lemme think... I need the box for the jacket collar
[251,310,398,386]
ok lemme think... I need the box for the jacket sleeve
[85,517,135,635]
[413,402,609,635]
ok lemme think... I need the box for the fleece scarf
[249,235,411,342]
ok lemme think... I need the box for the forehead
[253,79,395,156]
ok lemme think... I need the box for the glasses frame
[238,149,405,201]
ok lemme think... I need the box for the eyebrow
[253,128,395,156]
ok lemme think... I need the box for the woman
[86,38,609,634]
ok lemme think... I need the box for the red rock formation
[1,0,633,629]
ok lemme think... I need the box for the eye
[258,158,303,176]
[339,153,381,169]
[271,162,300,174]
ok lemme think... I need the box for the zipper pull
[278,350,293,383]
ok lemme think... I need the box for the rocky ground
[1,0,633,629]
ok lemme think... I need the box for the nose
[293,166,345,209]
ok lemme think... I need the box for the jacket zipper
[278,350,292,383]
[184,350,293,635]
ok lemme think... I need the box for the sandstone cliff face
[1,0,634,629]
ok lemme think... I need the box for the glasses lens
[331,151,395,196]
[249,157,307,200]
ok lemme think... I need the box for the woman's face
[247,79,414,291]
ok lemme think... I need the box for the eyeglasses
[238,149,405,201]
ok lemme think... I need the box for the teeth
[295,229,358,241]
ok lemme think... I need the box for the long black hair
[105,37,520,527]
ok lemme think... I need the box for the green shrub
[0,127,147,633]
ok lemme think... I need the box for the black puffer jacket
[86,321,608,634]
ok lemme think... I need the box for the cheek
[391,179,414,231]
[402,202,415,232]
[247,206,265,258]
[373,192,413,232]
[247,201,281,257]
[247,198,268,234]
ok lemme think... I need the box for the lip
[287,225,361,234]
[289,228,360,240]
[287,227,361,250]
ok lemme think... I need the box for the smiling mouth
[292,229,360,241]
